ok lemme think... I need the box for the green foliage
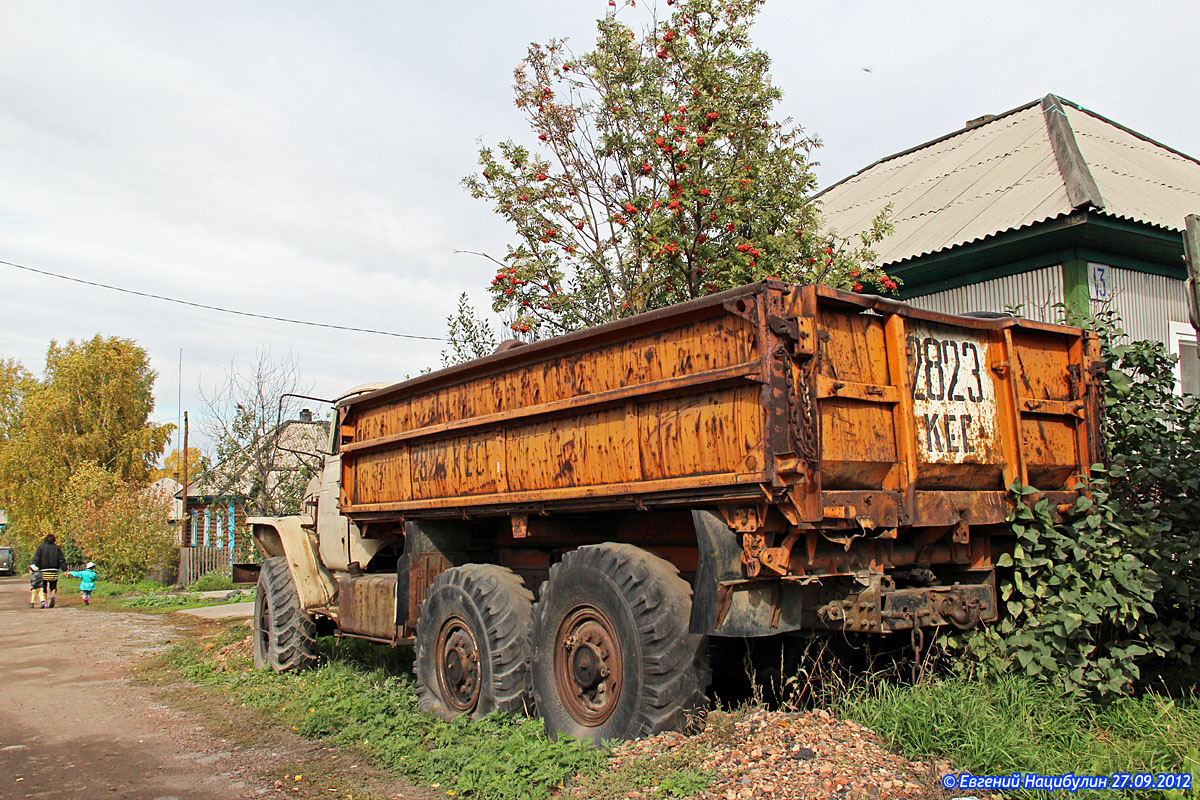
[950,482,1162,696]
[575,738,715,799]
[122,592,207,608]
[836,675,1199,800]
[158,630,607,800]
[1100,325,1200,669]
[949,311,1200,695]
[186,572,234,592]
[0,336,171,552]
[464,0,893,338]
[66,477,178,583]
[656,768,716,798]
[443,292,501,367]
[113,587,251,610]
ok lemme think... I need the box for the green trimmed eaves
[892,212,1186,298]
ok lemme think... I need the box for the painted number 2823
[908,336,985,403]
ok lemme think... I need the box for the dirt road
[0,576,312,799]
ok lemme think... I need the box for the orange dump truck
[250,280,1102,741]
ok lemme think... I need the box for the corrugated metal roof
[818,95,1200,267]
[1067,105,1200,231]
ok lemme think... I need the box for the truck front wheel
[254,556,317,671]
[531,543,710,743]
[414,565,535,720]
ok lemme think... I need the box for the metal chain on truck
[795,359,819,464]
[910,620,925,684]
[778,345,819,464]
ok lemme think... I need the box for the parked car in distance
[0,546,15,576]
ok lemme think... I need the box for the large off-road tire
[254,557,317,671]
[531,543,710,744]
[414,564,535,720]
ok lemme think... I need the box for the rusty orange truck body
[250,281,1102,741]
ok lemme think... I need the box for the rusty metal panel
[1009,328,1099,488]
[337,574,398,641]
[341,285,773,515]
[339,282,1101,525]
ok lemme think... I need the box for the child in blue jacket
[67,562,98,606]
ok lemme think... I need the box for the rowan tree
[463,0,893,339]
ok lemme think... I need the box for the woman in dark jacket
[32,534,68,608]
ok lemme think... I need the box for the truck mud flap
[690,510,811,637]
[396,520,471,630]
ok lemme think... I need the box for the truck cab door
[317,454,352,571]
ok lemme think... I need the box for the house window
[1169,322,1199,396]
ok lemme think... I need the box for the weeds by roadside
[148,620,1200,799]
[149,623,607,800]
[185,573,236,592]
[120,589,253,611]
[56,574,171,598]
[52,575,254,612]
[835,674,1200,799]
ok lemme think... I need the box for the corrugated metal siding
[819,105,1071,265]
[1068,108,1200,232]
[1088,264,1188,344]
[907,266,1064,324]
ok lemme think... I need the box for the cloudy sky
[2,0,1196,456]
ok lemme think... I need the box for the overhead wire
[0,257,447,341]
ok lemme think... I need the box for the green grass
[56,574,172,598]
[116,588,254,611]
[185,573,235,592]
[153,627,607,800]
[835,674,1200,799]
[48,574,252,612]
[570,739,715,799]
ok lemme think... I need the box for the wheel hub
[434,616,480,712]
[555,606,622,727]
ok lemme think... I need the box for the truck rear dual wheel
[531,543,710,744]
[254,556,317,671]
[414,564,535,720]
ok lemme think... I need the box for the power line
[1,257,447,341]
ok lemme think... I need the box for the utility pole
[181,411,189,548]
[1185,215,1200,341]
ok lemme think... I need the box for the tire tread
[414,564,534,719]
[254,556,317,672]
[532,543,710,741]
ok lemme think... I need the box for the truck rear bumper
[689,509,999,637]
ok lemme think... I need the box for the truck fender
[689,510,809,637]
[247,516,337,611]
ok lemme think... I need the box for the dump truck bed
[337,282,1101,528]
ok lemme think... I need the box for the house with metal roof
[818,94,1199,393]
